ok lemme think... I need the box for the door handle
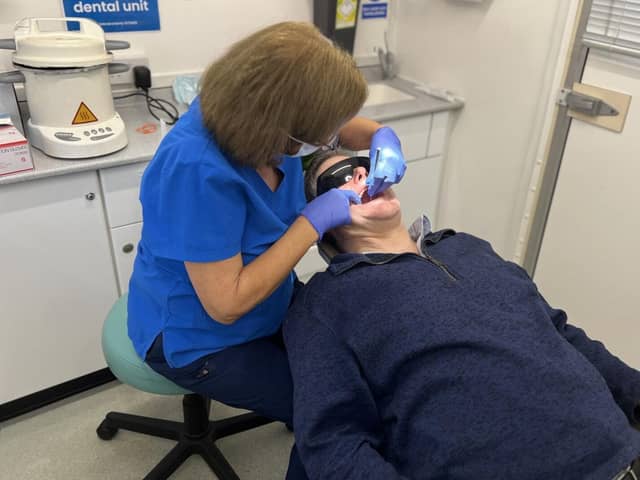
[558,88,619,117]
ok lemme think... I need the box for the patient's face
[316,155,401,223]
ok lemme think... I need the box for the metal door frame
[522,0,594,275]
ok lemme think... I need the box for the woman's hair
[199,22,368,167]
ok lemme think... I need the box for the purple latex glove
[367,126,407,196]
[300,188,361,239]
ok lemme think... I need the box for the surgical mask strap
[287,133,339,155]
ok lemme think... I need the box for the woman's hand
[367,126,407,196]
[300,189,361,239]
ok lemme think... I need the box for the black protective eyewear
[316,156,371,196]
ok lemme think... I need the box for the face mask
[172,75,199,106]
[285,133,338,159]
[282,140,320,159]
[295,142,321,157]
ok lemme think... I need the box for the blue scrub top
[127,98,307,368]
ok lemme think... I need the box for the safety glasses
[316,156,370,196]
[288,133,340,152]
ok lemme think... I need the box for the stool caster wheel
[97,420,118,440]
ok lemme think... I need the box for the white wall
[394,0,572,258]
[354,0,390,58]
[0,1,388,82]
[0,1,313,80]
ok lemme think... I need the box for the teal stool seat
[96,295,273,480]
[102,294,190,396]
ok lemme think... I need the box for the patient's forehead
[317,155,350,178]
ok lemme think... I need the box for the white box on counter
[0,116,33,177]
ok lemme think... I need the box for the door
[532,2,640,368]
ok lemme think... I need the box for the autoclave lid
[12,17,112,68]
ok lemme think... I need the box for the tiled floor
[0,382,293,479]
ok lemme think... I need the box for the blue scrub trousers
[145,331,308,479]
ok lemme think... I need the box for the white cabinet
[99,161,148,228]
[385,113,448,227]
[382,114,432,161]
[99,162,149,294]
[427,112,448,158]
[0,171,118,403]
[394,155,443,228]
[357,114,432,161]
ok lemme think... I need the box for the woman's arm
[186,186,358,325]
[186,216,318,325]
[338,116,381,151]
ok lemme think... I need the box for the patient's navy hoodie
[284,229,640,480]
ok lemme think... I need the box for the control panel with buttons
[27,112,127,159]
[52,117,122,144]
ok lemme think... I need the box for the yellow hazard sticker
[335,0,358,30]
[72,102,98,125]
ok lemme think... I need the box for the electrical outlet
[109,50,149,86]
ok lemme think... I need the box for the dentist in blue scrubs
[127,22,406,479]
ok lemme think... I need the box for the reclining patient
[284,150,640,480]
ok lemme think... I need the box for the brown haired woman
[127,22,407,478]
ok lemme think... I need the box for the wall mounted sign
[62,0,160,32]
[362,1,388,19]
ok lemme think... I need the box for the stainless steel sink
[364,83,415,107]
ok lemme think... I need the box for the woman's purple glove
[300,188,361,238]
[367,126,407,196]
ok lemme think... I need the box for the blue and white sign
[362,2,388,19]
[62,0,160,32]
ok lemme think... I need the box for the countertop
[0,77,463,186]
[359,76,464,122]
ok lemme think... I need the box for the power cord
[113,66,179,125]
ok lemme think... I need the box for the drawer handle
[122,243,135,254]
[85,192,96,201]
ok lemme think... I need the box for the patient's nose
[352,167,367,185]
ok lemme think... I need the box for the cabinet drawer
[99,162,149,228]
[385,115,432,161]
[111,222,143,294]
[357,115,432,162]
[427,112,449,158]
[393,155,444,229]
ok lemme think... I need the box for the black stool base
[97,393,273,480]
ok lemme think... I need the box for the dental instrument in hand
[367,127,407,196]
